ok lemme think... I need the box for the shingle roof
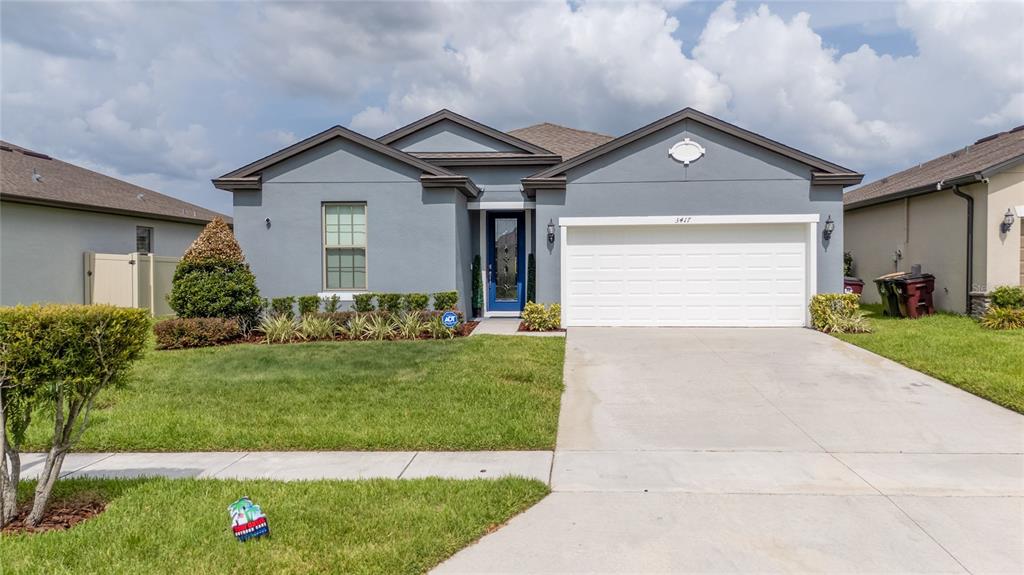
[1,141,228,224]
[844,126,1024,208]
[507,123,614,159]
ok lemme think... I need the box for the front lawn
[23,335,565,451]
[836,305,1024,413]
[5,477,547,574]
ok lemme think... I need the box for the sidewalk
[471,317,565,337]
[18,451,553,483]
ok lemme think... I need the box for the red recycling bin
[844,277,864,295]
[893,274,935,319]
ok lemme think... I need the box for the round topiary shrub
[168,217,262,328]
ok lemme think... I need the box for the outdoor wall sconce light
[265,217,272,229]
[547,220,556,244]
[823,215,835,240]
[1001,209,1015,234]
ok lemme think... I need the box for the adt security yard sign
[441,311,459,329]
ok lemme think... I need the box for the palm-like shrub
[980,306,1024,330]
[346,313,371,340]
[258,314,298,344]
[397,312,428,339]
[168,218,261,328]
[298,315,338,340]
[364,314,396,341]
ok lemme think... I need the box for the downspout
[951,183,974,313]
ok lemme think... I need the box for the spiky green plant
[298,315,338,341]
[364,314,396,341]
[396,312,428,340]
[346,313,371,340]
[258,314,298,344]
[427,315,456,340]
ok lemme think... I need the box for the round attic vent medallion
[668,138,705,166]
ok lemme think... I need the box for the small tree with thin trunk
[0,305,148,527]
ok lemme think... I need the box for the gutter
[844,172,985,211]
[0,194,228,226]
[951,183,975,313]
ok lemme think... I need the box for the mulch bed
[517,322,566,333]
[2,499,107,534]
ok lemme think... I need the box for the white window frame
[322,203,368,292]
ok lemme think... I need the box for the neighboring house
[214,108,862,327]
[1,141,229,306]
[844,127,1024,314]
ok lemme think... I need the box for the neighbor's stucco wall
[389,119,520,153]
[533,118,846,304]
[843,182,988,313]
[0,201,205,306]
[985,168,1024,288]
[233,137,468,309]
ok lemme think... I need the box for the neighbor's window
[136,226,153,254]
[323,204,366,290]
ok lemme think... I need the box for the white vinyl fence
[84,252,179,316]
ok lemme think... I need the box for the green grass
[836,305,1024,413]
[4,477,548,574]
[23,335,565,451]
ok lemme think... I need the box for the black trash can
[874,272,909,317]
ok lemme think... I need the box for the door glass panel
[494,218,518,301]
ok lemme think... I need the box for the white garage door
[563,222,810,327]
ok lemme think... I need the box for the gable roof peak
[377,109,553,155]
[528,106,861,183]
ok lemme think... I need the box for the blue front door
[487,211,526,312]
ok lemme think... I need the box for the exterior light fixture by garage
[1001,208,1015,233]
[668,138,705,166]
[547,219,556,244]
[823,215,835,240]
[265,217,271,229]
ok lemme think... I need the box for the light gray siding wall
[533,119,845,303]
[233,137,467,307]
[0,201,204,306]
[390,120,519,153]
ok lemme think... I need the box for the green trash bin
[874,272,909,317]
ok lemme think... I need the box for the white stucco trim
[558,214,821,227]
[317,291,364,300]
[806,222,818,328]
[485,311,521,318]
[469,201,536,210]
[559,224,568,327]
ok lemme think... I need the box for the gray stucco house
[214,108,862,327]
[1,140,227,307]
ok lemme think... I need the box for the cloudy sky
[2,0,1022,215]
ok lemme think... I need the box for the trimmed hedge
[154,317,241,349]
[521,302,561,331]
[403,293,430,312]
[432,291,459,310]
[990,285,1024,309]
[297,295,321,316]
[809,293,870,333]
[352,293,376,312]
[168,219,261,328]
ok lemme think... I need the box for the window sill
[317,291,366,300]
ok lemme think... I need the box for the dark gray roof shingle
[1,141,228,224]
[507,123,614,159]
[844,127,1024,208]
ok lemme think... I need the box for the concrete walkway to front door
[435,327,1024,574]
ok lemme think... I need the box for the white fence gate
[84,252,179,316]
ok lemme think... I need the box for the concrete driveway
[436,328,1024,574]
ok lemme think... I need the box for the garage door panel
[564,223,809,327]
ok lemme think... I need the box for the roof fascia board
[811,172,865,186]
[420,175,480,198]
[377,109,554,155]
[844,173,984,211]
[980,153,1024,179]
[419,155,562,167]
[218,125,452,180]
[1,194,226,226]
[531,108,855,179]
